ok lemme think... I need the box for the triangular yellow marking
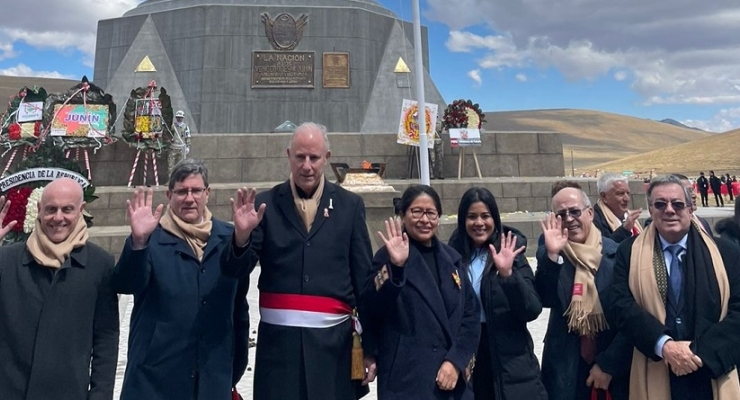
[135,56,157,72]
[394,57,410,73]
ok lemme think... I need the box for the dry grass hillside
[585,128,740,177]
[483,109,711,169]
[0,76,79,104]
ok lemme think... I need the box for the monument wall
[94,0,446,134]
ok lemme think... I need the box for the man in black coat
[709,170,724,207]
[696,172,709,207]
[536,187,632,400]
[221,122,375,400]
[592,173,643,243]
[0,178,119,400]
[610,175,740,399]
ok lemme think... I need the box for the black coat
[113,219,250,400]
[448,226,547,400]
[697,176,709,193]
[361,238,480,400]
[592,203,633,243]
[535,238,632,400]
[610,234,740,399]
[0,242,119,400]
[221,180,373,400]
[710,175,723,192]
[715,217,740,246]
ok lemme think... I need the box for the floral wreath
[442,99,486,130]
[0,87,46,152]
[1,140,98,244]
[41,76,117,152]
[122,81,174,152]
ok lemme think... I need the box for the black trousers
[699,191,708,207]
[714,192,724,207]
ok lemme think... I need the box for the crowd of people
[1,122,740,400]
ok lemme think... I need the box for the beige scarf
[562,222,608,336]
[159,206,212,261]
[597,199,643,235]
[26,215,88,268]
[628,223,740,400]
[289,174,325,232]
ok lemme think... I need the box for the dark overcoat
[113,218,250,400]
[221,180,373,400]
[610,234,740,400]
[360,238,480,400]
[535,238,632,400]
[0,242,119,400]
[715,217,740,246]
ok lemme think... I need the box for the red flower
[3,186,33,232]
[8,124,21,140]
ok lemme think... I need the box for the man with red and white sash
[610,175,740,400]
[222,122,375,400]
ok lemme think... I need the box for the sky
[2,0,740,132]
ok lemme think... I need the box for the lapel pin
[324,207,330,218]
[452,269,462,289]
[329,198,334,210]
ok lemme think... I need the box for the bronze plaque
[252,51,315,88]
[322,52,350,88]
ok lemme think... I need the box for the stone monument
[93,0,446,134]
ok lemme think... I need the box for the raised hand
[127,188,164,250]
[377,217,409,266]
[540,212,569,262]
[489,231,525,278]
[231,187,266,247]
[622,208,643,231]
[0,195,17,241]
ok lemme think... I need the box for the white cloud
[0,0,140,60]
[515,73,527,82]
[681,107,740,133]
[468,69,482,85]
[426,1,740,107]
[0,63,76,79]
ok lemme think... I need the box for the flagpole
[412,0,430,185]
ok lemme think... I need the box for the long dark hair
[449,187,502,265]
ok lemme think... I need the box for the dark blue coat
[535,238,632,400]
[361,238,480,400]
[113,218,250,400]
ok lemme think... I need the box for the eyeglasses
[554,207,588,220]
[172,187,208,198]
[409,208,439,221]
[651,200,687,212]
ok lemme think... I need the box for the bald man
[0,178,119,400]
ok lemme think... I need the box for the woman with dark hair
[360,185,480,400]
[715,199,740,245]
[448,187,546,400]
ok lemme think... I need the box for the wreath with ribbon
[0,87,47,152]
[122,81,173,152]
[442,99,486,130]
[40,76,117,152]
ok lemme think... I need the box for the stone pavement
[113,262,551,400]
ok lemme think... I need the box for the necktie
[667,245,683,305]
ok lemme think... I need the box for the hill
[0,76,79,106]
[659,118,704,132]
[584,127,740,177]
[482,109,711,170]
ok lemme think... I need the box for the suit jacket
[535,238,632,400]
[592,203,634,243]
[610,234,740,399]
[361,238,480,400]
[114,219,250,400]
[697,176,709,192]
[0,242,119,400]
[221,179,373,400]
[710,175,723,192]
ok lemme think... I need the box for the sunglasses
[554,207,587,220]
[651,200,687,212]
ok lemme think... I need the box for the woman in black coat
[361,185,480,400]
[448,187,547,400]
[715,199,740,245]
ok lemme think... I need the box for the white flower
[23,187,44,234]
